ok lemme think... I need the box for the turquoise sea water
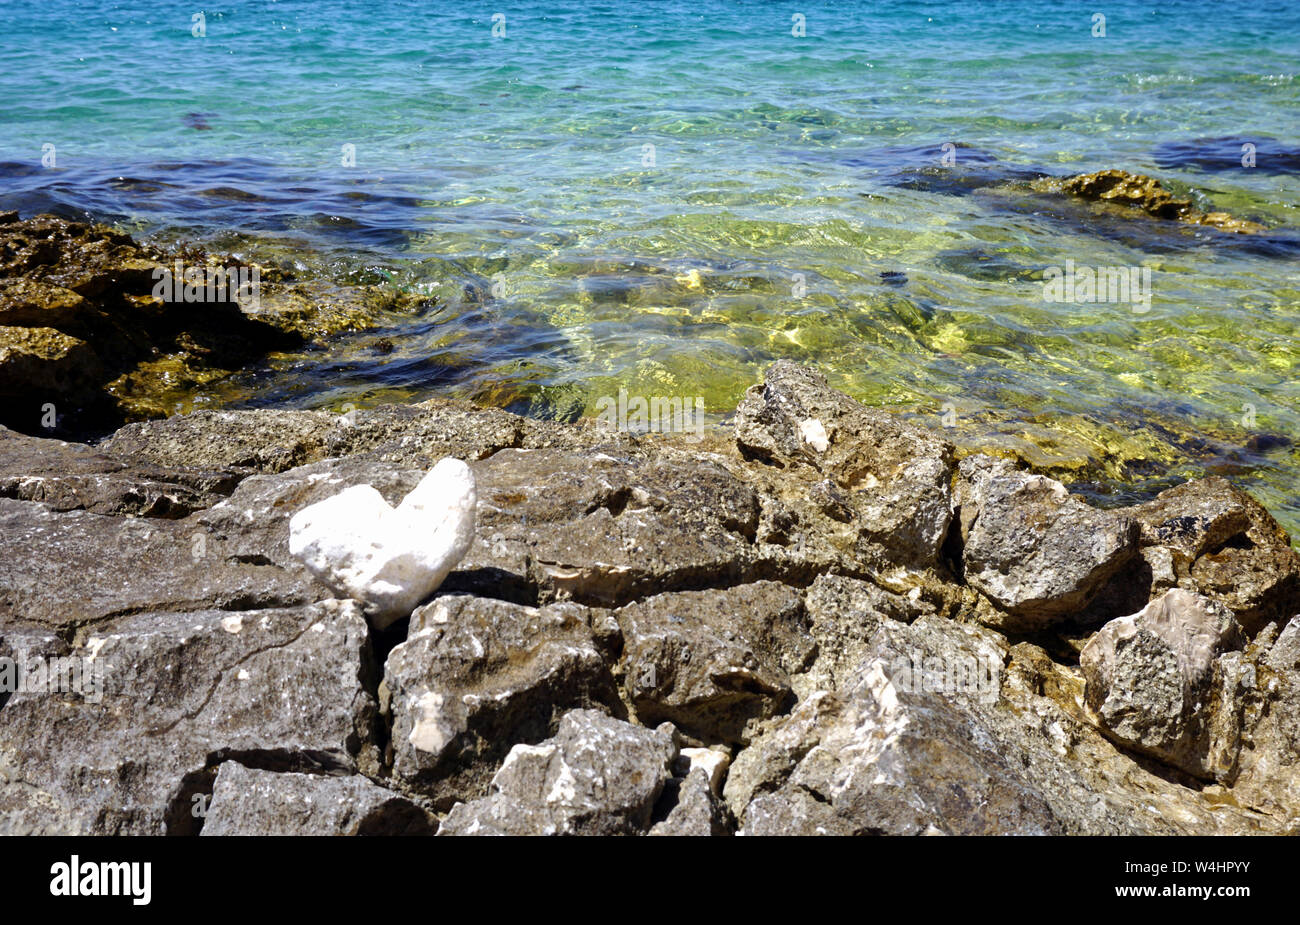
[1,1,1298,529]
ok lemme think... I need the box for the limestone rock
[616,581,811,744]
[1231,618,1300,817]
[649,767,732,836]
[1132,478,1300,634]
[0,599,377,835]
[0,425,238,517]
[728,608,1280,834]
[384,595,619,807]
[724,613,1061,836]
[101,409,340,474]
[1081,589,1248,782]
[0,358,1296,837]
[437,710,676,836]
[957,455,1138,629]
[461,446,761,606]
[734,360,954,569]
[200,763,437,836]
[799,572,932,692]
[0,498,320,633]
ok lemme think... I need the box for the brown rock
[1039,169,1264,234]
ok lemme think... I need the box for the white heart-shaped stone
[288,457,477,628]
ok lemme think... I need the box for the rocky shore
[2,360,1298,835]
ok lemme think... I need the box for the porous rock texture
[2,360,1298,835]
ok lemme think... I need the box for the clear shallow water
[1,0,1298,531]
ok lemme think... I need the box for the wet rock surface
[0,213,418,437]
[1,361,1298,835]
[1032,169,1266,234]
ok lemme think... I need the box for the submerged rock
[0,213,424,437]
[1032,169,1265,234]
[1151,136,1300,175]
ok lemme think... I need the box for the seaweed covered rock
[0,213,426,436]
[1033,169,1265,234]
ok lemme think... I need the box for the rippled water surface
[1,0,1298,530]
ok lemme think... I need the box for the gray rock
[200,763,437,836]
[6,507,311,637]
[1081,589,1248,782]
[1132,477,1300,634]
[1264,616,1300,674]
[957,455,1138,629]
[0,599,377,835]
[437,710,676,836]
[616,581,812,744]
[799,572,932,692]
[463,446,761,606]
[0,498,320,633]
[649,767,732,836]
[726,616,1058,835]
[188,441,766,613]
[734,360,954,569]
[384,595,620,807]
[0,360,1296,837]
[1232,619,1300,819]
[0,624,67,717]
[1133,477,1256,566]
[194,455,426,580]
[99,398,631,475]
[100,409,338,474]
[0,425,239,517]
[729,610,1281,834]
